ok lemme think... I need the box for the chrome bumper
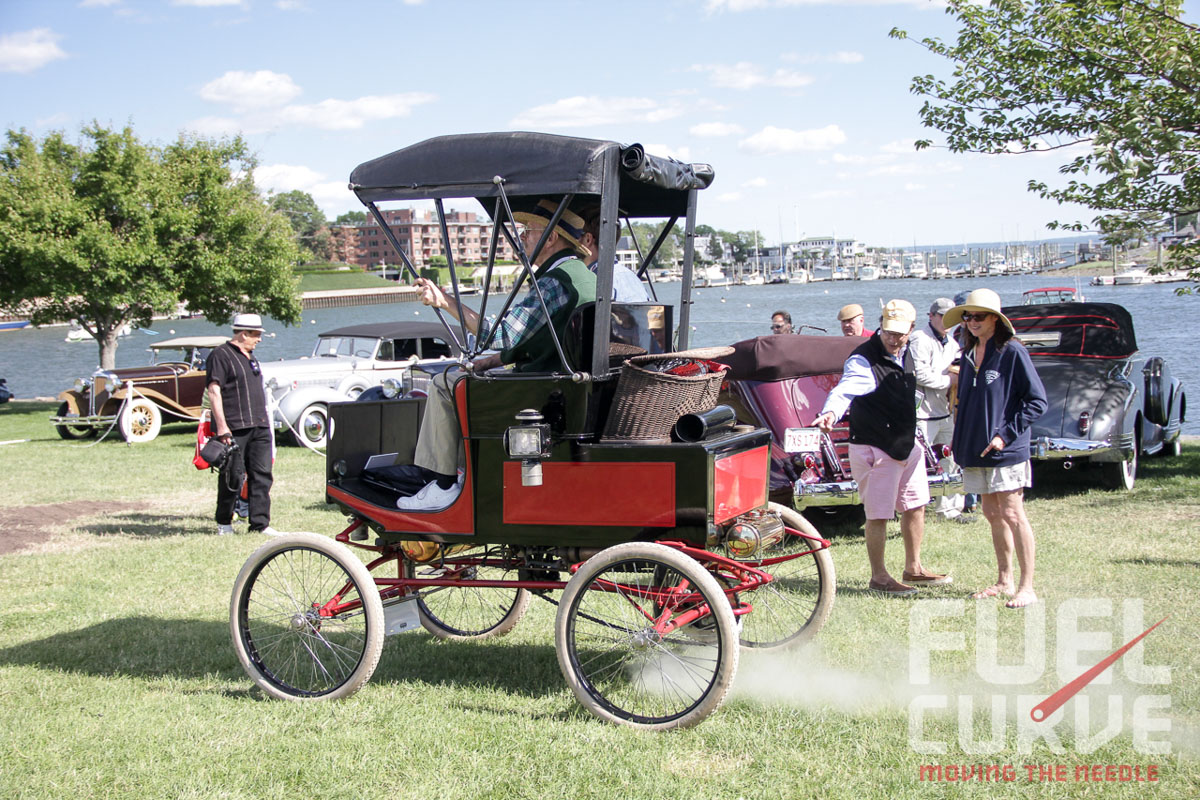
[1032,432,1134,461]
[794,470,964,508]
[49,413,116,428]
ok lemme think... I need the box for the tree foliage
[891,0,1200,277]
[270,189,333,261]
[0,124,301,368]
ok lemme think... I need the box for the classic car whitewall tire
[1101,448,1137,491]
[293,403,329,449]
[118,398,162,443]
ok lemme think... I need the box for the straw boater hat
[512,199,591,258]
[942,288,1013,332]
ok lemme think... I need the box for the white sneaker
[216,523,235,536]
[396,480,462,511]
[255,526,283,537]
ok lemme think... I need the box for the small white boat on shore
[1113,263,1153,285]
[857,264,880,281]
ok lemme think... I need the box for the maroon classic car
[51,335,229,443]
[719,334,962,515]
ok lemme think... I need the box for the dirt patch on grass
[0,500,150,556]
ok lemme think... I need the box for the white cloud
[880,139,921,155]
[904,182,926,191]
[782,50,864,64]
[173,0,245,7]
[739,124,846,155]
[200,70,302,112]
[510,96,683,129]
[690,122,745,138]
[277,93,435,130]
[0,28,67,73]
[743,177,768,188]
[275,0,305,9]
[690,62,813,90]
[254,163,355,213]
[79,0,121,7]
[644,143,693,162]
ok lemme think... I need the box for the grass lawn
[297,270,401,292]
[1,400,1197,799]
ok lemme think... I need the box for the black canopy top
[717,335,863,382]
[349,131,714,217]
[1003,302,1137,359]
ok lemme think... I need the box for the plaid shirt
[485,256,573,351]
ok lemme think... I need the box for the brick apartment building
[339,208,520,271]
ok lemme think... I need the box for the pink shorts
[848,442,930,521]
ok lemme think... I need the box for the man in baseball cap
[813,297,950,596]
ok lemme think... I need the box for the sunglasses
[771,323,787,330]
[960,312,993,322]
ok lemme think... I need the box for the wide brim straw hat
[942,288,1013,332]
[512,199,591,258]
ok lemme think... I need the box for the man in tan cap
[402,198,597,510]
[813,298,950,596]
[838,303,871,337]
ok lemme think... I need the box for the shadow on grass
[75,511,201,538]
[1030,445,1200,502]
[1111,556,1200,569]
[0,615,565,700]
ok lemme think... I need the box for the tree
[335,210,367,226]
[270,190,332,261]
[891,0,1200,278]
[0,124,301,369]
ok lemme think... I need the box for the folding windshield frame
[356,144,700,378]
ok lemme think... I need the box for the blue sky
[2,0,1099,248]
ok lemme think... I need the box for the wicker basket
[601,346,734,442]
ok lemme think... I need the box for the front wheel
[54,401,96,440]
[736,502,836,650]
[118,397,162,443]
[292,403,329,448]
[555,542,738,730]
[230,532,384,700]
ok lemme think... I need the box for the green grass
[297,269,402,292]
[1,400,1198,799]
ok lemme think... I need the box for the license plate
[784,427,822,453]
[382,597,422,636]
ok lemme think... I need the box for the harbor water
[1,273,1195,435]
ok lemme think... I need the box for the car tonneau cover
[717,335,862,381]
[1004,302,1137,358]
[319,321,463,344]
[349,132,714,217]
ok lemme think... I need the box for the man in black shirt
[207,313,277,536]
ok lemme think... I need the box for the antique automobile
[51,335,228,443]
[259,321,461,448]
[229,132,836,730]
[1003,301,1186,490]
[717,333,963,517]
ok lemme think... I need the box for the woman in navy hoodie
[944,289,1047,609]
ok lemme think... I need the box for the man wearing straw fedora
[813,299,952,597]
[401,198,597,511]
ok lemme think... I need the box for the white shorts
[962,461,1032,494]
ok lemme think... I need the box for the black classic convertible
[1004,301,1186,490]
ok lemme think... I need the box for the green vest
[501,251,597,373]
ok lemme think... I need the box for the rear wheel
[555,542,738,730]
[292,403,329,448]
[118,397,162,443]
[230,532,384,700]
[405,548,530,640]
[1101,448,1137,491]
[736,503,836,650]
[54,401,96,440]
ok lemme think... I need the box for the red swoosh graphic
[1031,615,1169,722]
